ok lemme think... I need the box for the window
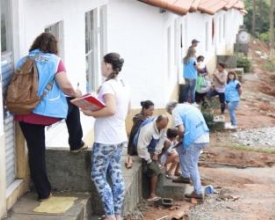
[219,17,222,43]
[167,26,172,77]
[174,20,177,65]
[1,0,11,53]
[85,6,107,93]
[223,14,226,39]
[205,22,209,51]
[45,21,64,59]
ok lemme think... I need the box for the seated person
[126,100,154,169]
[159,128,180,179]
[136,114,169,202]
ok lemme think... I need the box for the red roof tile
[190,0,201,12]
[233,0,245,9]
[140,0,193,15]
[224,0,239,10]
[138,0,245,16]
[197,0,228,15]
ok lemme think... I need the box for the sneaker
[70,142,88,153]
[172,176,191,184]
[185,191,204,200]
[225,123,237,130]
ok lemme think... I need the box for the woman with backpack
[125,100,155,169]
[13,32,82,201]
[82,53,131,220]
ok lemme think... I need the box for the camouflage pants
[91,142,126,216]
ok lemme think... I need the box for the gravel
[230,126,275,148]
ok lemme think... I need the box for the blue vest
[133,117,159,152]
[225,80,240,102]
[174,104,209,148]
[183,57,197,80]
[16,49,68,118]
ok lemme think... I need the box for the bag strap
[29,54,55,99]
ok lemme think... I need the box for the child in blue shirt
[225,71,242,129]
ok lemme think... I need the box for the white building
[0,0,245,218]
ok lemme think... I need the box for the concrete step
[45,148,142,216]
[3,192,90,220]
[142,172,187,200]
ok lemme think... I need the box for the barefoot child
[159,128,180,179]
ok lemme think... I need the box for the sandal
[125,156,133,169]
[147,196,161,202]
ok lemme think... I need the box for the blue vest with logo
[225,80,240,102]
[16,49,68,118]
[174,105,209,148]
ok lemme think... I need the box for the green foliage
[243,0,271,36]
[259,32,270,43]
[236,53,251,73]
[263,57,275,72]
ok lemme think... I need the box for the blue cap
[192,39,200,44]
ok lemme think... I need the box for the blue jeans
[91,142,126,216]
[177,142,208,194]
[227,101,239,126]
[183,78,197,103]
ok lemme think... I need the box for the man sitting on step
[136,114,169,202]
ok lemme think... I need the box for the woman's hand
[74,89,82,98]
[81,109,95,117]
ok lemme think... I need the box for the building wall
[13,0,107,91]
[107,0,179,108]
[0,133,6,220]
[0,0,108,217]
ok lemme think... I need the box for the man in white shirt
[137,114,169,202]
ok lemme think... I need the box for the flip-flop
[125,157,133,169]
[147,196,161,202]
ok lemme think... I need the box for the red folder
[70,93,105,111]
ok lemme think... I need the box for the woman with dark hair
[125,100,155,169]
[82,53,131,220]
[14,32,82,201]
[225,71,242,129]
[207,63,227,119]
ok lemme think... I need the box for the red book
[70,93,105,111]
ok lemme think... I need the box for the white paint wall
[0,135,6,219]
[13,0,107,91]
[107,0,177,108]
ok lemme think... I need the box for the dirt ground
[141,40,275,220]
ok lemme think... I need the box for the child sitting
[159,128,180,179]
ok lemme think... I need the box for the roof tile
[139,0,245,16]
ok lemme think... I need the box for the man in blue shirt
[166,101,209,200]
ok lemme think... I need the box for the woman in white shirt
[82,53,131,220]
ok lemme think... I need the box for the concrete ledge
[3,192,90,220]
[45,148,143,216]
[142,172,187,200]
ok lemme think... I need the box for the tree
[270,0,274,55]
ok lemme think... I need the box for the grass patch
[212,141,275,154]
